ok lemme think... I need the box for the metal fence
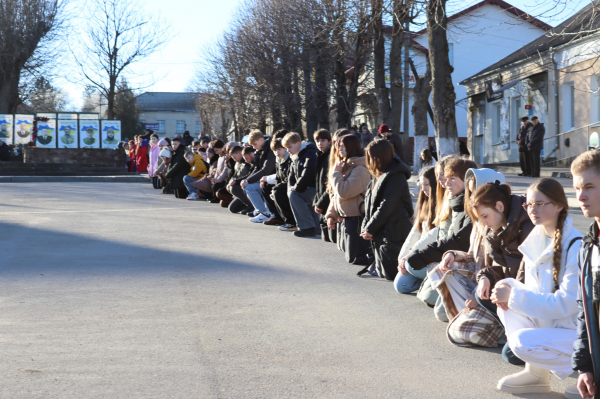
[543,122,600,164]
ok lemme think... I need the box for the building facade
[136,92,202,138]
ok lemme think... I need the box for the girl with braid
[491,178,582,397]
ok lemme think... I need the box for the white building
[136,92,202,138]
[355,0,551,156]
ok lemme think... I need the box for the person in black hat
[516,116,532,176]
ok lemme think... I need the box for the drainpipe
[548,48,560,162]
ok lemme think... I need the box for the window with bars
[157,120,165,133]
[196,120,201,134]
[176,121,185,134]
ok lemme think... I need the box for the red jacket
[136,140,149,172]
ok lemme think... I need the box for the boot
[564,385,583,399]
[497,363,551,394]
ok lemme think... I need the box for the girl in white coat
[492,178,582,397]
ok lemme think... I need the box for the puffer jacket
[406,191,472,271]
[266,153,292,189]
[325,156,371,219]
[573,221,600,389]
[503,216,582,333]
[213,154,229,183]
[187,154,208,179]
[289,142,318,193]
[247,138,276,184]
[362,157,413,239]
[476,195,534,287]
[313,146,331,211]
[165,145,190,190]
[232,161,253,183]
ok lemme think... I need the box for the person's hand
[241,180,248,189]
[577,372,596,398]
[491,282,511,310]
[439,252,455,272]
[260,176,267,183]
[327,217,337,230]
[398,258,408,275]
[334,161,345,173]
[360,230,373,240]
[314,205,323,214]
[270,193,274,200]
[527,144,531,148]
[289,186,295,191]
[228,180,235,187]
[465,293,478,309]
[210,178,215,185]
[477,278,491,300]
[260,181,266,189]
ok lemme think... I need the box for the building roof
[461,1,600,84]
[413,0,552,37]
[136,92,199,113]
[381,27,429,55]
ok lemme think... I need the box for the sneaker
[264,218,285,226]
[186,193,200,201]
[209,197,220,204]
[293,227,316,237]
[250,213,271,223]
[279,224,298,231]
[245,209,259,217]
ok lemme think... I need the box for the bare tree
[0,0,64,113]
[72,0,171,120]
[21,76,70,112]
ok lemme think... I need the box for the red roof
[412,0,552,37]
[381,26,429,55]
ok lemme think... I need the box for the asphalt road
[0,179,588,399]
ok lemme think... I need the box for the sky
[63,0,590,109]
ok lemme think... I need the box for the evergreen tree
[113,79,144,138]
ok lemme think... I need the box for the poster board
[57,120,78,148]
[101,120,121,149]
[37,113,56,120]
[0,114,14,144]
[79,113,99,120]
[58,113,78,120]
[14,114,34,144]
[36,120,57,148]
[80,120,100,148]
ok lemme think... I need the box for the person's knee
[394,275,417,294]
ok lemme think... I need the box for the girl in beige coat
[326,135,373,265]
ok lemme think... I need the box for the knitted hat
[159,149,172,158]
[379,124,390,134]
[158,139,168,146]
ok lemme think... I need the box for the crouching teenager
[492,178,582,397]
[359,139,413,280]
[283,132,320,237]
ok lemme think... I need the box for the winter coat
[214,154,229,183]
[232,161,255,185]
[180,134,192,146]
[503,216,582,331]
[266,153,292,188]
[165,146,190,190]
[406,191,472,271]
[573,222,600,387]
[187,154,208,179]
[516,122,531,152]
[398,222,438,262]
[289,142,318,193]
[357,131,374,149]
[313,146,331,211]
[384,133,404,159]
[325,156,371,219]
[247,138,276,184]
[362,157,413,239]
[527,122,545,152]
[128,145,137,172]
[148,142,160,177]
[476,195,534,287]
[136,140,149,173]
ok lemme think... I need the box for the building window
[176,120,185,134]
[196,120,201,134]
[570,84,576,129]
[494,103,502,143]
[514,98,521,140]
[157,120,165,133]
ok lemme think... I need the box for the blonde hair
[248,130,263,145]
[282,132,302,147]
[528,178,569,289]
[571,150,600,176]
[433,155,458,225]
[327,129,351,194]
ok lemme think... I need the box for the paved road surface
[0,179,588,398]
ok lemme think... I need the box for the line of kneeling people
[151,127,600,399]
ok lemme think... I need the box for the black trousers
[371,234,401,281]
[519,151,530,175]
[529,149,541,177]
[339,216,372,266]
[230,184,251,206]
[273,185,295,224]
[318,214,337,243]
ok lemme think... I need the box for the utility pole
[402,22,410,164]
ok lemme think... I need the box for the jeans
[288,187,319,230]
[183,175,198,196]
[394,261,428,294]
[244,182,272,216]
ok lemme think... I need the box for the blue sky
[64,0,589,108]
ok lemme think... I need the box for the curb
[0,176,149,183]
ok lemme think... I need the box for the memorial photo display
[101,120,121,149]
[57,120,78,148]
[0,114,14,144]
[14,114,34,145]
[80,120,100,149]
[36,120,57,148]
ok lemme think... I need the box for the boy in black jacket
[313,129,335,242]
[283,132,320,237]
[260,138,295,229]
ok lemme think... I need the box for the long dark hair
[416,167,437,232]
[470,182,512,224]
[341,134,364,160]
[365,139,394,180]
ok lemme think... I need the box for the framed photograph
[0,114,14,144]
[57,120,78,148]
[80,120,100,148]
[14,114,34,145]
[101,120,121,149]
[36,120,57,148]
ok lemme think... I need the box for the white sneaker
[186,193,199,201]
[250,213,270,223]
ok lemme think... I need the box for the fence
[542,122,600,165]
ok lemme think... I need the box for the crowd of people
[136,123,600,398]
